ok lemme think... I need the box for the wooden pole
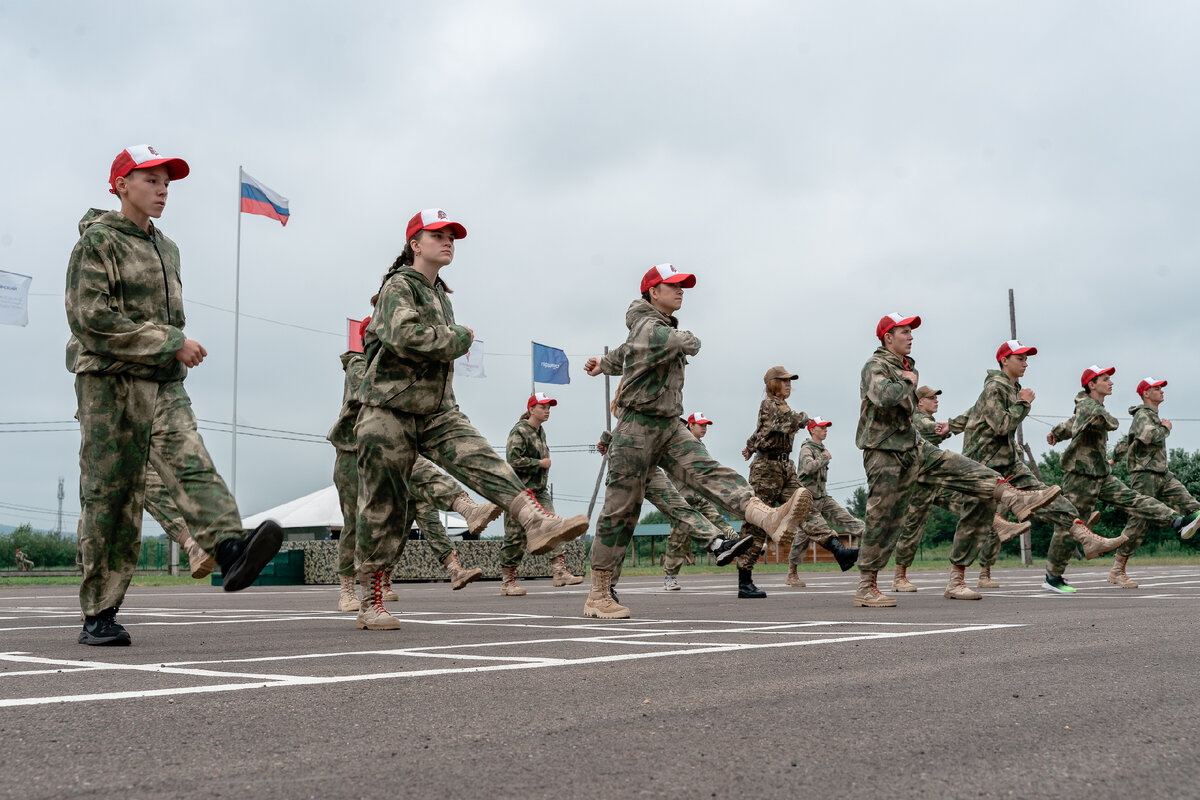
[1009,289,1033,565]
[586,346,612,520]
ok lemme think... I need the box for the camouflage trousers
[968,460,1078,570]
[502,488,565,568]
[75,375,243,616]
[143,463,190,547]
[652,469,732,576]
[892,483,956,568]
[1055,471,1178,575]
[738,458,801,569]
[789,496,866,566]
[355,405,527,576]
[859,441,997,572]
[591,413,755,572]
[1118,472,1200,557]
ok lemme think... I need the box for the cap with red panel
[996,339,1037,363]
[1080,365,1116,388]
[1136,377,1167,396]
[348,316,371,354]
[686,412,713,426]
[807,416,832,432]
[109,145,190,194]
[640,263,696,293]
[527,392,558,410]
[406,209,467,241]
[876,312,921,340]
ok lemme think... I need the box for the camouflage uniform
[857,349,998,571]
[329,351,366,578]
[66,209,244,616]
[665,479,738,575]
[591,300,756,572]
[1113,404,1200,555]
[355,266,532,576]
[1049,393,1178,574]
[892,410,967,568]
[789,438,866,567]
[741,396,808,566]
[501,418,564,568]
[14,550,33,571]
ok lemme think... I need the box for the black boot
[78,607,131,646]
[823,536,859,572]
[710,533,755,567]
[216,520,284,592]
[738,567,766,599]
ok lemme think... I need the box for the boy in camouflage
[14,549,33,572]
[787,417,862,587]
[66,145,283,646]
[354,210,588,630]
[856,314,1060,607]
[583,264,810,618]
[499,393,581,596]
[1109,378,1200,587]
[1046,367,1200,593]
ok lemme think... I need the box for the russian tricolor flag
[240,169,290,226]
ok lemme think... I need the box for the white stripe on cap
[653,264,677,280]
[126,144,161,165]
[1005,339,1022,349]
[531,392,552,403]
[885,312,905,324]
[420,208,451,226]
[1087,364,1103,373]
[1143,376,1161,384]
[812,416,830,425]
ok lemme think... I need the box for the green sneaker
[1042,573,1077,594]
[1174,511,1200,540]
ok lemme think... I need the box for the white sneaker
[663,575,680,591]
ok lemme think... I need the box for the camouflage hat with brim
[764,366,798,383]
[915,386,942,400]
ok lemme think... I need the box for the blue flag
[532,342,570,385]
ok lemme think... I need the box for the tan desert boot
[583,568,630,619]
[551,553,583,586]
[1107,553,1139,588]
[500,566,527,596]
[337,574,359,612]
[182,535,217,579]
[356,571,401,630]
[785,566,805,587]
[509,490,590,555]
[977,566,1000,589]
[994,479,1061,522]
[382,574,399,602]
[854,571,897,607]
[452,492,503,535]
[891,565,917,592]
[994,515,1031,544]
[944,565,982,600]
[442,552,483,590]
[1069,521,1127,559]
[744,488,813,544]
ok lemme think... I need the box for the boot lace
[371,572,387,613]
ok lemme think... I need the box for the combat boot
[854,571,896,607]
[891,565,917,592]
[78,607,131,646]
[337,575,359,612]
[452,492,503,535]
[994,479,1060,522]
[442,552,483,590]
[1107,554,1138,588]
[356,571,401,630]
[215,520,284,592]
[583,568,630,619]
[977,566,1001,589]
[382,574,399,602]
[744,489,812,543]
[785,565,805,587]
[708,533,754,566]
[551,553,583,586]
[509,490,590,554]
[1069,520,1127,559]
[994,515,1031,544]
[824,536,859,571]
[181,535,217,579]
[500,566,526,596]
[737,567,766,598]
[944,565,982,600]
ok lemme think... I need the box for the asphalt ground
[2,565,1198,800]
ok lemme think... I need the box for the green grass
[0,574,206,588]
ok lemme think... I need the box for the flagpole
[530,340,535,395]
[231,166,242,498]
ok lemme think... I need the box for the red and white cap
[640,263,696,293]
[527,392,558,409]
[108,145,190,194]
[1080,365,1116,388]
[876,312,921,340]
[807,416,832,432]
[686,412,713,426]
[1136,377,1167,396]
[996,339,1037,362]
[405,209,467,241]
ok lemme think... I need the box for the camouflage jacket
[1051,392,1119,476]
[327,351,366,452]
[597,299,700,418]
[359,266,473,414]
[856,347,919,451]
[678,481,737,536]
[65,209,188,380]
[745,396,809,456]
[796,439,831,498]
[506,418,549,493]
[913,410,953,446]
[961,370,1030,468]
[1116,404,1170,474]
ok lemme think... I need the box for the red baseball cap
[527,392,558,410]
[686,412,713,426]
[996,339,1037,362]
[807,416,832,432]
[1081,365,1116,388]
[876,312,921,340]
[405,208,467,241]
[1136,377,1167,396]
[108,144,190,194]
[640,263,696,294]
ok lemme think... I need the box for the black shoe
[1041,572,1077,594]
[823,537,859,572]
[737,567,766,599]
[711,533,755,567]
[216,520,284,592]
[78,607,131,646]
[610,584,620,605]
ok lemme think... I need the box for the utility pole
[1009,289,1034,566]
[586,346,612,520]
[56,477,64,535]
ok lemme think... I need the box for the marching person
[787,417,862,587]
[14,548,33,572]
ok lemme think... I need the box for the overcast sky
[4,1,1200,536]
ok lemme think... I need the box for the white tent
[241,485,468,533]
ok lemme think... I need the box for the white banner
[0,270,32,327]
[456,338,486,378]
